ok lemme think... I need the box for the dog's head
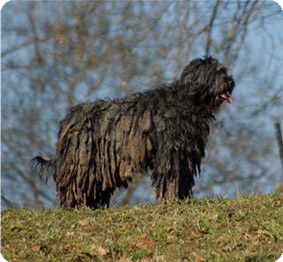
[180,57,235,106]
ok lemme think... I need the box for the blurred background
[2,1,282,209]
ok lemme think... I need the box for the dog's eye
[218,68,227,74]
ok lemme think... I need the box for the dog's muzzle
[220,92,232,104]
[219,78,234,104]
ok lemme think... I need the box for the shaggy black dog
[32,57,235,208]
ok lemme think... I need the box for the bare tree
[2,1,282,208]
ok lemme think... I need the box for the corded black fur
[32,57,235,208]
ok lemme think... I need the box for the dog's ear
[180,60,200,85]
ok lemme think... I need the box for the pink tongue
[220,94,232,104]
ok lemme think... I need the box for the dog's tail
[31,156,56,183]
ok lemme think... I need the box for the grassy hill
[2,193,283,262]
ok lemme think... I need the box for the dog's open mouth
[219,92,232,104]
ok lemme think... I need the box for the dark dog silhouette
[32,57,235,208]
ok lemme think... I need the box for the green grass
[2,193,283,262]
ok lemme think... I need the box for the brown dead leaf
[78,219,90,226]
[117,257,132,262]
[31,245,41,252]
[191,231,204,238]
[140,258,154,262]
[192,251,205,262]
[243,251,256,261]
[9,246,17,253]
[141,233,157,247]
[30,245,48,254]
[91,244,109,256]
